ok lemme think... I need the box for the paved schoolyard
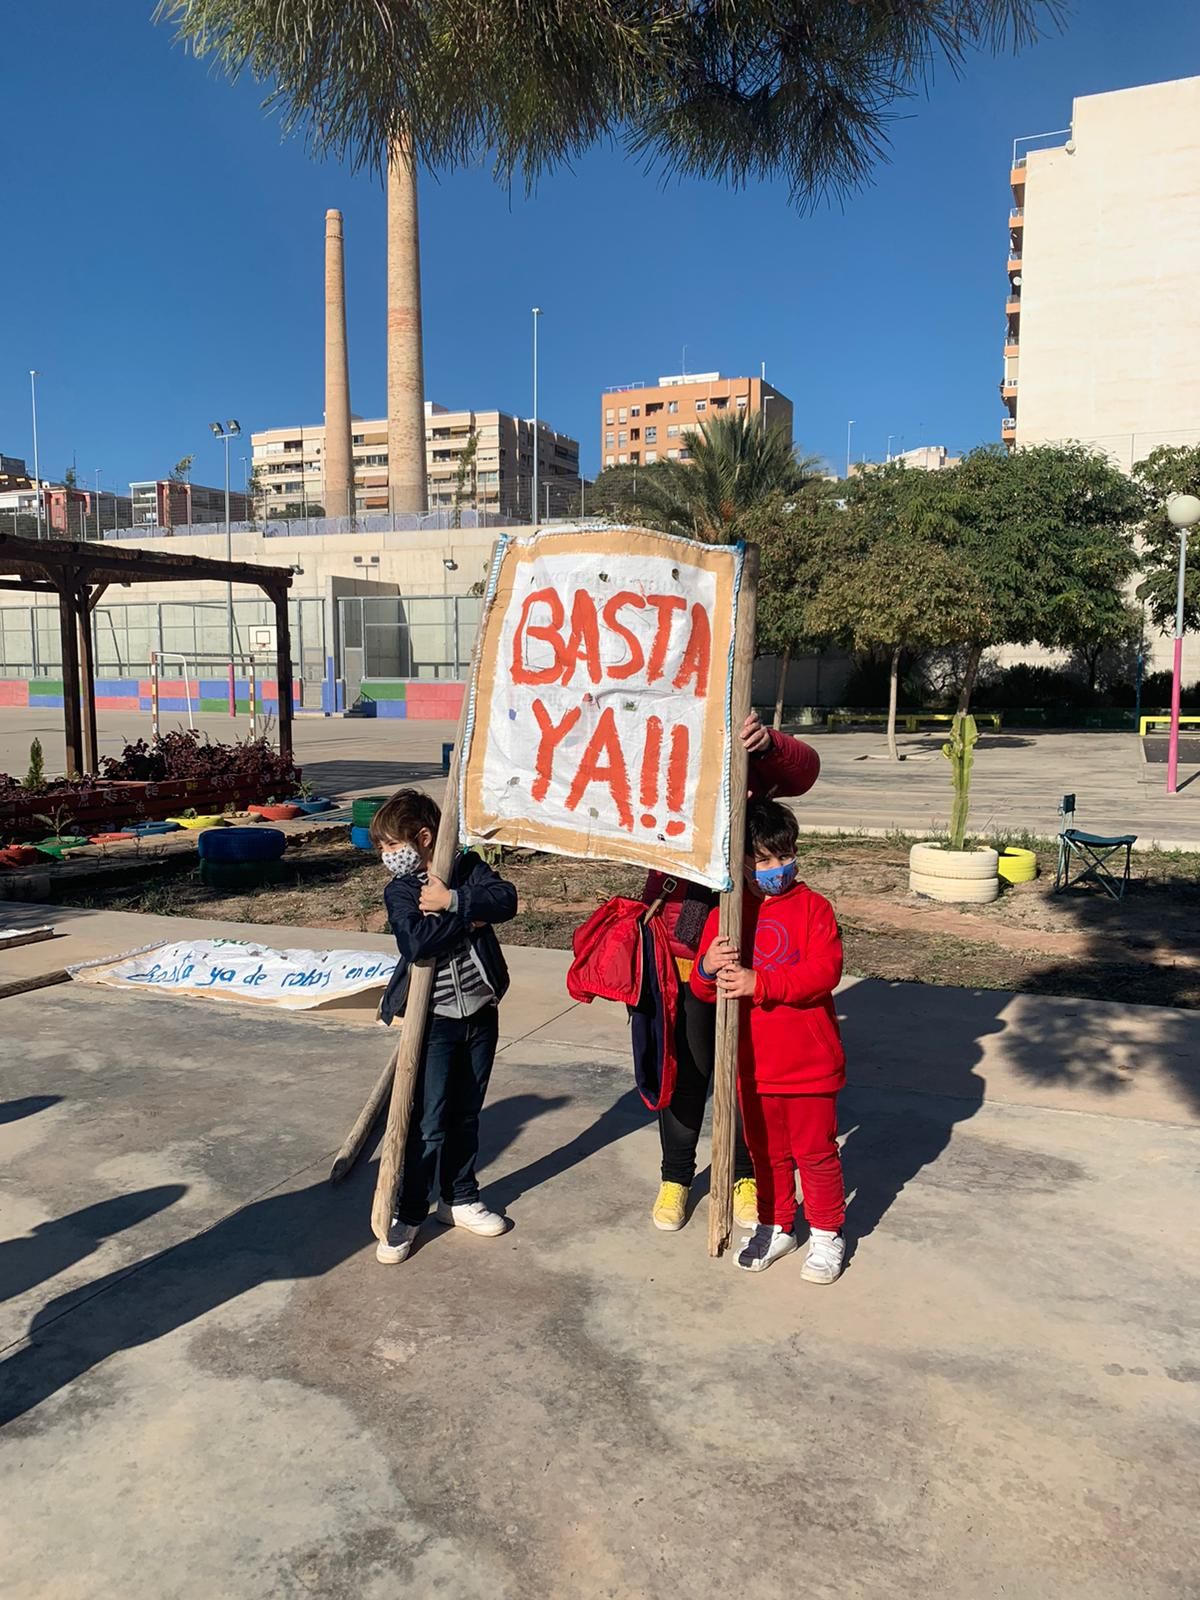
[1,706,1197,848]
[1,912,1198,1599]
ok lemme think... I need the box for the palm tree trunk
[887,644,901,763]
[773,644,791,730]
[387,136,428,515]
[957,643,984,714]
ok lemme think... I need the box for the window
[618,431,627,447]
[630,450,640,464]
[605,432,615,448]
[668,400,679,414]
[645,426,657,443]
[631,405,640,418]
[711,397,727,409]
[679,446,691,460]
[645,451,657,464]
[646,401,663,416]
[667,424,679,438]
[630,428,640,441]
[605,454,615,467]
[618,454,628,465]
[695,399,707,412]
[352,433,365,444]
[605,409,615,425]
[618,408,627,423]
[667,449,681,460]
[736,395,748,408]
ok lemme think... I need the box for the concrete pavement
[2,905,1199,1597]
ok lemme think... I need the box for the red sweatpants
[739,1085,845,1233]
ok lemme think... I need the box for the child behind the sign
[690,797,847,1281]
[370,788,518,1265]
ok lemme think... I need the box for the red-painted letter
[672,603,711,697]
[511,588,566,685]
[531,699,581,801]
[561,589,603,686]
[645,595,687,684]
[564,706,634,831]
[601,591,646,681]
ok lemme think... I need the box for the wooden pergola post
[77,584,100,775]
[54,569,85,778]
[270,584,295,765]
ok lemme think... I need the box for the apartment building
[251,406,581,519]
[129,480,249,528]
[1003,76,1200,470]
[599,374,793,469]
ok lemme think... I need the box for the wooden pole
[370,699,472,1241]
[329,1045,397,1183]
[708,544,759,1259]
[56,571,84,779]
[77,585,99,776]
[271,586,295,765]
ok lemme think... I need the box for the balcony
[1009,208,1024,230]
[1007,254,1023,276]
[1004,340,1020,359]
[1000,379,1018,407]
[1001,417,1017,440]
[1006,297,1021,317]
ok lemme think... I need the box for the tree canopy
[1133,444,1200,634]
[156,0,1058,205]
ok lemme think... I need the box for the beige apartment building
[599,374,792,468]
[1003,75,1200,470]
[252,405,580,519]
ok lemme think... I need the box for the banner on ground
[69,938,396,1010]
[460,526,744,890]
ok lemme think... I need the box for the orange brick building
[600,373,793,468]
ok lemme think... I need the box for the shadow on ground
[299,759,447,800]
[0,1086,639,1426]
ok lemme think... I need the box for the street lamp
[29,371,43,540]
[211,419,242,718]
[1165,492,1200,795]
[531,307,542,527]
[94,469,102,540]
[845,419,855,480]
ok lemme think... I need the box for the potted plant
[289,777,333,815]
[908,714,1000,904]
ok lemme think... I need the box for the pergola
[0,532,295,776]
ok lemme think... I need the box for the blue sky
[2,3,1197,491]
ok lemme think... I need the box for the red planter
[248,803,301,821]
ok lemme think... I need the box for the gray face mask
[381,843,423,879]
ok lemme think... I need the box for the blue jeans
[396,1006,499,1224]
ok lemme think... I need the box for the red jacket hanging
[690,882,846,1095]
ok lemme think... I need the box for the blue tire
[293,797,333,815]
[129,820,180,836]
[350,825,374,851]
[197,827,287,864]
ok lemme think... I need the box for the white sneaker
[801,1228,845,1284]
[375,1219,419,1265]
[436,1199,507,1237]
[735,1224,798,1273]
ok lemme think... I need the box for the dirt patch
[46,828,1200,1009]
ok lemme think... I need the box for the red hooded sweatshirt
[643,730,821,967]
[690,881,846,1095]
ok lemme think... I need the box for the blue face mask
[754,861,797,896]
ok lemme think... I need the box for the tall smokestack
[323,209,354,519]
[386,139,428,515]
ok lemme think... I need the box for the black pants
[659,985,754,1186]
[396,1005,499,1225]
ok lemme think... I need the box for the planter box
[0,778,284,842]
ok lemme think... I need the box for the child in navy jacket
[370,788,518,1265]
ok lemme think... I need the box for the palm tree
[635,411,825,542]
[155,2,1057,207]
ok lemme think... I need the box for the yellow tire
[997,847,1038,885]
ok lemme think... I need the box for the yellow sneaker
[733,1178,759,1229]
[652,1181,688,1232]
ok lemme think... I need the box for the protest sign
[70,938,396,1010]
[460,527,745,891]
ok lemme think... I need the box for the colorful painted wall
[356,679,465,720]
[0,677,304,715]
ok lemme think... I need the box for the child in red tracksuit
[691,797,847,1281]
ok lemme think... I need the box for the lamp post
[845,419,855,480]
[531,307,541,527]
[1165,492,1200,795]
[94,469,102,540]
[29,370,43,540]
[211,420,242,718]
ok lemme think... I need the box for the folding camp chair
[1054,794,1136,901]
